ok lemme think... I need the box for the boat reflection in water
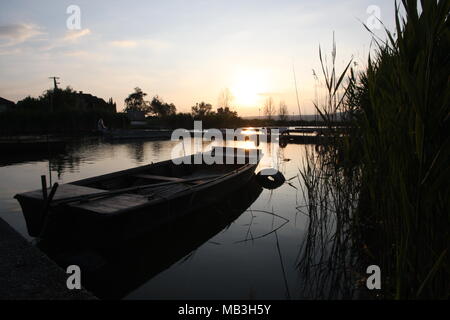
[38,176,263,299]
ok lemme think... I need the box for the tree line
[0,87,127,135]
[124,87,290,122]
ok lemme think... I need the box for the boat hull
[39,177,263,298]
[15,148,261,246]
[44,165,255,246]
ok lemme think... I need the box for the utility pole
[46,77,59,185]
[48,77,60,112]
[49,76,60,90]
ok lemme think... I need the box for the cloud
[0,47,23,55]
[0,23,44,46]
[62,50,105,61]
[110,40,137,48]
[109,39,170,50]
[63,28,91,42]
[64,50,90,57]
[36,29,91,52]
[142,39,171,50]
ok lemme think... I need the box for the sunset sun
[230,70,270,108]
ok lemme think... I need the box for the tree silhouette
[217,88,234,110]
[279,100,288,121]
[124,87,150,114]
[16,86,114,112]
[263,97,275,120]
[149,96,176,117]
[217,106,237,117]
[191,102,213,119]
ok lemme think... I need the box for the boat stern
[14,193,45,237]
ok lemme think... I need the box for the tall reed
[351,0,449,299]
[299,0,449,299]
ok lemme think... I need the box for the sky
[0,0,397,116]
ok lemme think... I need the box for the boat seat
[133,174,186,182]
[18,184,105,201]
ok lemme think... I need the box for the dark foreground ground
[0,218,95,300]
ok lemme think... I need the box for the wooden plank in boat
[133,174,186,182]
[150,183,193,199]
[69,193,148,214]
[18,184,105,201]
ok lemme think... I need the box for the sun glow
[230,70,270,108]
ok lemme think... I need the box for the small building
[0,97,15,112]
[76,91,116,113]
[126,110,146,121]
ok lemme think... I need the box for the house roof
[0,97,15,106]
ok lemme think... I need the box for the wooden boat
[15,147,262,245]
[39,177,263,299]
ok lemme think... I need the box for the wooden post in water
[41,175,48,201]
[39,182,59,238]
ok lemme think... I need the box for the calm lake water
[0,137,322,299]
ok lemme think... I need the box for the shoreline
[0,217,96,300]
